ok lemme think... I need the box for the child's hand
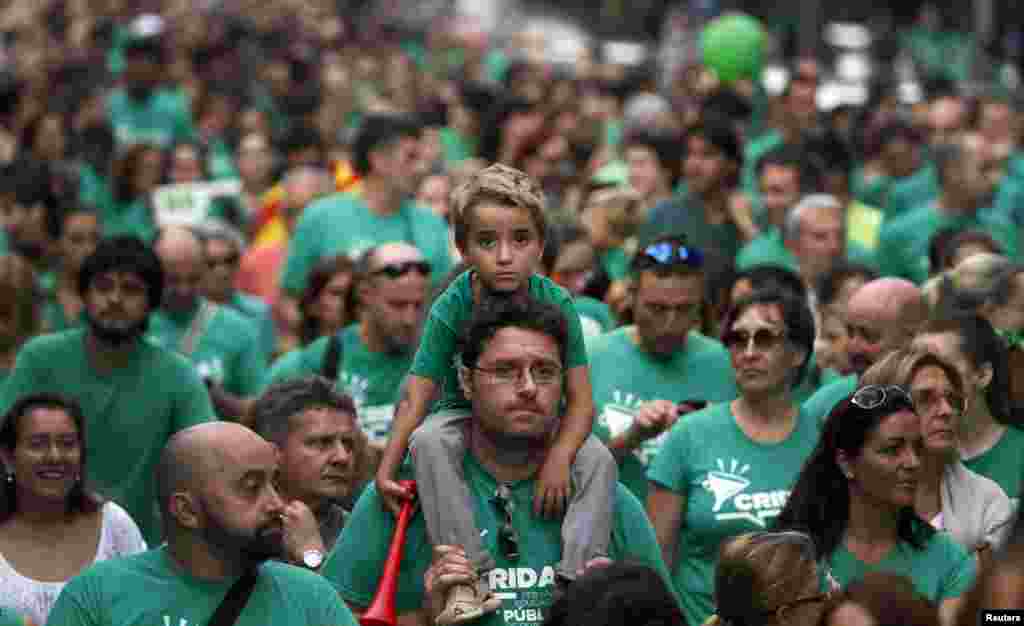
[535,449,573,519]
[376,469,416,517]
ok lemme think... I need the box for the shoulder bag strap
[207,570,259,626]
[321,330,345,382]
[180,300,219,358]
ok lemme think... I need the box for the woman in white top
[0,393,146,625]
[861,350,1014,561]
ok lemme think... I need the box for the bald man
[149,226,265,404]
[46,423,358,626]
[802,278,928,422]
[264,242,430,446]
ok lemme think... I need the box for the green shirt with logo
[264,325,413,445]
[147,300,265,397]
[45,546,357,626]
[826,532,976,604]
[281,193,453,296]
[589,328,738,502]
[107,87,195,149]
[0,330,215,544]
[323,453,674,626]
[410,272,588,412]
[964,425,1024,508]
[647,402,819,626]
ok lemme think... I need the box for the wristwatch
[302,548,325,571]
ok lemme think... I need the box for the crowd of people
[0,1,1023,626]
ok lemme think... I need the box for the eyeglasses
[372,260,432,279]
[474,363,563,387]
[851,385,916,412]
[911,388,967,415]
[491,484,520,561]
[722,328,786,352]
[639,241,704,269]
[207,253,240,269]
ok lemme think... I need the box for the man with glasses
[589,236,737,501]
[264,243,428,447]
[197,219,277,362]
[802,278,928,423]
[149,226,265,418]
[322,296,671,626]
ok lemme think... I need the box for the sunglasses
[491,484,520,561]
[639,242,704,269]
[851,385,916,412]
[372,260,432,279]
[722,328,786,352]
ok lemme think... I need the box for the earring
[5,473,12,484]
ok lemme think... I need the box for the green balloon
[700,13,766,85]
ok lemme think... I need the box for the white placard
[151,179,242,227]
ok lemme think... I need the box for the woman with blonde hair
[861,349,1014,563]
[707,531,834,626]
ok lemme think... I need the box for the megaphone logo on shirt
[702,458,751,512]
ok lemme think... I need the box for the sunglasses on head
[491,484,520,561]
[723,328,786,352]
[851,385,916,412]
[371,260,432,279]
[639,241,704,269]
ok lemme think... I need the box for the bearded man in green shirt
[46,422,357,626]
[0,235,216,544]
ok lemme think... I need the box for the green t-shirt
[964,425,1024,507]
[98,198,157,243]
[740,129,784,197]
[107,87,195,149]
[735,227,878,273]
[281,194,453,295]
[575,295,616,341]
[45,546,357,626]
[802,374,857,424]
[323,453,675,626]
[147,300,265,397]
[598,247,630,281]
[647,402,819,626]
[0,329,215,544]
[0,608,31,626]
[885,165,939,218]
[877,203,1019,284]
[638,193,743,274]
[589,329,738,501]
[439,127,476,165]
[410,272,588,412]
[851,167,891,209]
[229,291,277,362]
[264,325,413,445]
[826,532,976,604]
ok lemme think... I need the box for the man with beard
[588,236,737,502]
[801,277,928,422]
[252,376,363,559]
[323,297,670,626]
[264,243,427,447]
[46,422,356,626]
[0,235,216,545]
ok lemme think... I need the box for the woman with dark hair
[861,350,1013,559]
[0,255,42,380]
[103,143,164,242]
[773,384,976,626]
[280,253,356,353]
[647,288,819,626]
[818,572,939,626]
[912,314,1024,507]
[0,393,145,625]
[541,561,684,626]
